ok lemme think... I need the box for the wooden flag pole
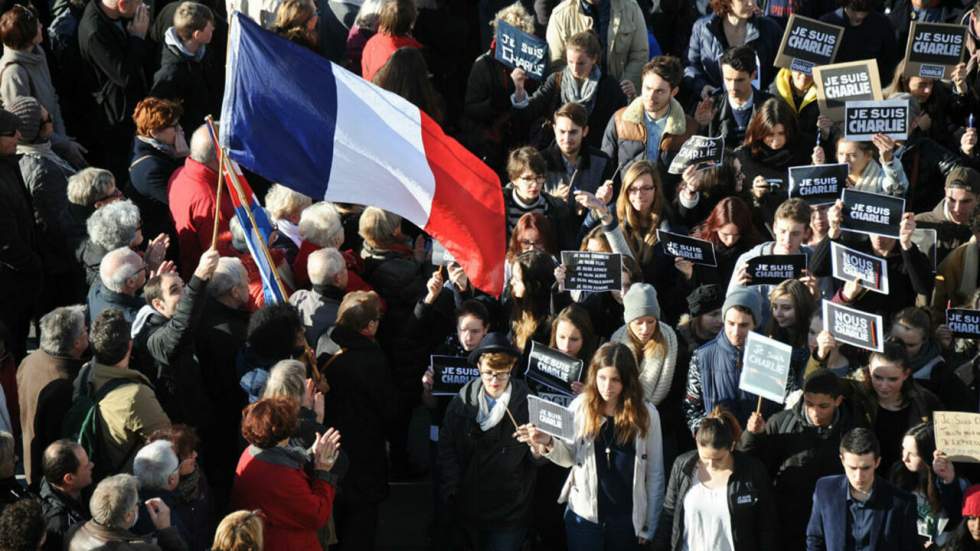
[208,116,224,249]
[504,405,520,431]
[756,396,763,414]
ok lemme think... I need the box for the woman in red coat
[360,0,421,81]
[231,397,341,551]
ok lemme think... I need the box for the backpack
[62,364,140,480]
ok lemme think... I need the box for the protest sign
[822,300,884,352]
[841,188,905,238]
[788,163,847,205]
[947,308,980,339]
[430,355,479,397]
[746,254,806,285]
[536,391,573,408]
[561,251,622,292]
[738,331,793,404]
[667,136,724,174]
[528,395,576,443]
[775,15,844,74]
[494,21,548,80]
[525,341,584,397]
[432,240,455,265]
[831,241,889,294]
[657,230,717,267]
[903,22,967,79]
[813,60,882,121]
[844,99,909,141]
[934,411,980,463]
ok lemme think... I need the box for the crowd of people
[3,0,980,549]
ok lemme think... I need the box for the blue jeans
[564,508,641,551]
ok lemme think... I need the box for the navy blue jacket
[683,14,782,96]
[805,474,919,551]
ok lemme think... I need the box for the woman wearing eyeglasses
[438,333,542,551]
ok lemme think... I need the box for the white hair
[209,257,249,298]
[67,167,115,206]
[89,474,140,529]
[39,305,86,356]
[229,208,271,253]
[87,200,141,250]
[262,359,306,401]
[307,248,345,286]
[265,184,313,221]
[133,440,179,491]
[298,202,343,248]
[99,247,143,292]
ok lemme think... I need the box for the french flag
[220,13,506,296]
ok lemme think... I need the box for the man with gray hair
[16,306,88,485]
[131,440,190,541]
[168,122,233,281]
[87,247,149,325]
[290,247,348,346]
[66,474,186,550]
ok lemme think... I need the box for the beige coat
[545,0,649,88]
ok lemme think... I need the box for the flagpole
[207,115,224,249]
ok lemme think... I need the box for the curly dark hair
[246,303,303,361]
[241,397,299,449]
[0,499,45,551]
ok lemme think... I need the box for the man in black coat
[319,290,397,551]
[150,2,224,133]
[77,0,150,182]
[693,46,773,147]
[38,440,92,551]
[0,109,42,363]
[739,370,867,550]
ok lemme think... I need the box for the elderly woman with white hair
[293,201,344,288]
[262,359,330,447]
[79,199,170,287]
[359,206,426,306]
[229,210,294,311]
[66,473,184,550]
[266,183,313,261]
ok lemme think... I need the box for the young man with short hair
[541,102,614,202]
[915,166,980,261]
[740,370,867,550]
[728,198,813,297]
[694,46,773,146]
[502,146,574,249]
[806,428,919,551]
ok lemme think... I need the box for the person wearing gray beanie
[612,282,679,406]
[6,96,42,144]
[722,288,763,327]
[623,283,661,323]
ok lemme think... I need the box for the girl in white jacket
[517,342,665,550]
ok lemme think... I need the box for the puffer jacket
[544,395,665,540]
[652,450,778,551]
[545,0,649,88]
[683,14,782,96]
[769,68,820,133]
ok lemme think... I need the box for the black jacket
[737,398,866,549]
[818,9,900,87]
[39,478,88,551]
[704,89,774,147]
[898,135,962,214]
[132,275,211,429]
[653,450,778,551]
[150,35,224,133]
[438,378,540,528]
[77,0,149,126]
[128,138,181,255]
[321,325,397,504]
[0,155,42,313]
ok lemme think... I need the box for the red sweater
[231,446,335,551]
[167,158,235,279]
[360,33,422,82]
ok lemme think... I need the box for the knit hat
[0,108,20,137]
[946,166,980,195]
[623,283,661,323]
[6,97,41,143]
[687,284,724,318]
[963,485,980,517]
[722,288,763,325]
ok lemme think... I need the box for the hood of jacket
[620,96,687,136]
[0,45,45,70]
[163,26,206,61]
[773,67,818,113]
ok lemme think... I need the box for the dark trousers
[564,509,641,551]
[332,494,379,551]
[457,524,527,551]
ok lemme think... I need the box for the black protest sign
[904,22,966,79]
[667,135,724,174]
[525,341,584,397]
[775,14,844,74]
[746,254,806,285]
[844,99,909,141]
[528,394,576,443]
[788,163,847,205]
[561,251,622,292]
[494,21,549,80]
[947,309,980,339]
[657,229,717,267]
[739,332,793,404]
[813,59,882,121]
[841,188,905,238]
[823,300,884,352]
[831,241,889,294]
[430,355,480,396]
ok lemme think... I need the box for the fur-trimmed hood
[619,96,688,136]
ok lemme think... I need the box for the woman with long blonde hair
[616,160,668,259]
[518,342,663,550]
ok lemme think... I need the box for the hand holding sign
[871,133,897,162]
[694,98,714,127]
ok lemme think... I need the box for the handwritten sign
[430,355,479,396]
[667,136,724,174]
[947,308,980,339]
[788,163,846,205]
[841,188,905,239]
[561,251,622,292]
[823,299,884,352]
[844,99,909,142]
[494,21,548,80]
[528,394,576,443]
[813,59,882,121]
[775,15,844,74]
[831,241,889,294]
[746,254,806,285]
[525,341,584,397]
[738,331,793,403]
[935,411,980,463]
[904,22,966,79]
[657,230,717,267]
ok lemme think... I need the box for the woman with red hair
[673,196,762,288]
